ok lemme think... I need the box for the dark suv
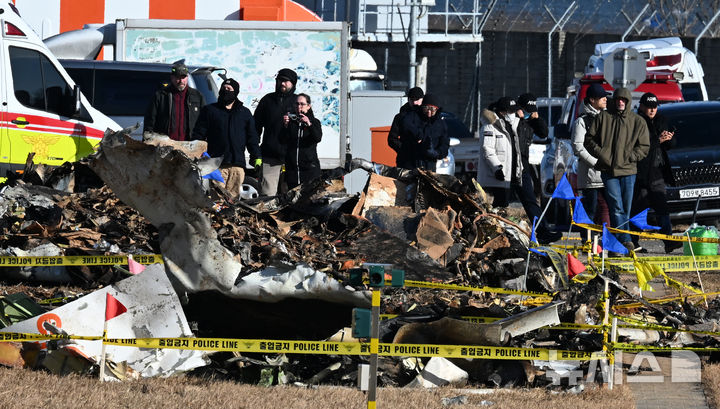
[661,101,720,223]
[59,59,222,138]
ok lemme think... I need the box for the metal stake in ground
[367,289,380,409]
[685,230,709,308]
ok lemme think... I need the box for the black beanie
[407,87,424,100]
[221,78,240,98]
[277,68,298,86]
[422,94,440,108]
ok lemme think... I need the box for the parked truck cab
[0,3,119,176]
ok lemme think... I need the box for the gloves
[253,158,262,168]
[494,167,505,181]
[253,158,263,183]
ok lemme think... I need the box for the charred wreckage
[0,129,718,388]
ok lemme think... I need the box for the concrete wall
[354,33,720,132]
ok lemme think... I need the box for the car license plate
[679,186,720,199]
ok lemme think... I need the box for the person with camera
[192,78,260,199]
[280,93,322,189]
[388,86,424,168]
[397,94,449,171]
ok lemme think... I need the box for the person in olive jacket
[192,78,261,199]
[280,93,322,189]
[584,87,650,250]
[398,94,449,171]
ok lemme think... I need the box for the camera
[288,113,301,122]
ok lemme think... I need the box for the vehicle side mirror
[554,123,571,139]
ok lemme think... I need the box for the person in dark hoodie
[280,93,322,189]
[387,86,424,167]
[192,78,261,199]
[254,68,298,195]
[398,94,449,171]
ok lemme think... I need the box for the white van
[0,3,119,176]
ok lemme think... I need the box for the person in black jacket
[144,61,205,141]
[631,92,681,253]
[192,78,261,199]
[398,94,449,171]
[280,93,322,189]
[388,87,423,167]
[254,68,298,195]
[516,93,560,243]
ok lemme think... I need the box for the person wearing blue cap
[572,83,611,237]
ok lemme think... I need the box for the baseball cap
[517,93,538,112]
[496,96,517,113]
[639,92,659,108]
[171,62,189,77]
[586,83,610,99]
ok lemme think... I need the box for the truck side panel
[115,19,347,168]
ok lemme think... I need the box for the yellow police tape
[594,255,720,273]
[0,254,163,267]
[611,342,720,352]
[574,222,720,243]
[402,279,554,298]
[0,332,605,361]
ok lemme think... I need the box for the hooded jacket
[477,109,523,188]
[572,101,603,189]
[280,109,323,189]
[254,74,298,165]
[397,109,449,171]
[583,88,650,176]
[387,102,419,165]
[192,99,260,168]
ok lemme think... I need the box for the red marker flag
[567,253,587,278]
[105,293,127,321]
[128,256,146,275]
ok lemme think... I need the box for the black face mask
[218,89,236,105]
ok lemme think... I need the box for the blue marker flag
[573,197,594,225]
[629,208,660,230]
[552,173,575,200]
[602,223,628,255]
[201,152,225,183]
[530,216,539,245]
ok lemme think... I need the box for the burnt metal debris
[0,129,719,388]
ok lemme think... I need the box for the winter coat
[143,85,205,140]
[388,103,418,166]
[572,101,603,189]
[397,110,449,171]
[192,100,261,168]
[583,88,650,177]
[280,109,323,189]
[637,111,675,189]
[254,87,297,165]
[476,109,523,188]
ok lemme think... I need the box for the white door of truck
[2,42,103,174]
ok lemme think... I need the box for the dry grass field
[0,367,636,409]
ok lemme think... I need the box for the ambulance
[0,2,119,176]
